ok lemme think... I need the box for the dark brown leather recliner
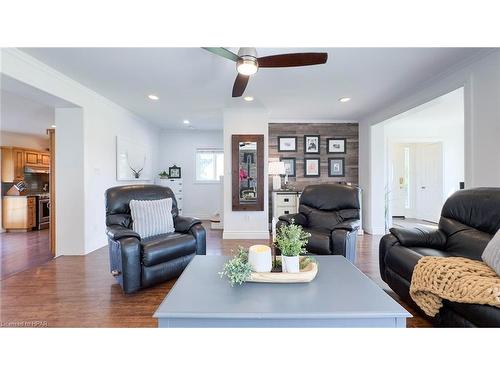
[276,184,361,262]
[105,185,206,293]
[379,188,500,327]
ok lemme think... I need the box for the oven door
[38,198,50,230]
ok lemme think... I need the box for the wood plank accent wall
[268,122,359,191]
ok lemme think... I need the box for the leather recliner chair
[379,188,500,327]
[105,185,206,294]
[277,184,361,262]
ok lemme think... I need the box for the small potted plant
[219,247,253,286]
[274,220,310,273]
[158,170,169,179]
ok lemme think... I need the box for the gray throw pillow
[130,198,174,238]
[482,229,500,276]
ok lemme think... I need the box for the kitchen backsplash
[1,173,49,195]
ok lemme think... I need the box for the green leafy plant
[274,220,311,257]
[219,247,253,286]
[158,170,169,178]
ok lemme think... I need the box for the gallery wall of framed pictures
[269,123,358,190]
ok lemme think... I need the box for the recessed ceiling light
[339,97,351,103]
[51,124,56,128]
[244,96,254,102]
[148,94,159,101]
[183,119,190,125]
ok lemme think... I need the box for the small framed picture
[304,158,320,177]
[328,158,345,177]
[304,135,320,154]
[168,165,182,179]
[327,138,346,154]
[280,157,296,177]
[277,136,297,152]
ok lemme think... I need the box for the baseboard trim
[222,230,270,240]
[363,226,386,235]
[182,213,213,220]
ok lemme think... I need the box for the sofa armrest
[389,227,447,249]
[106,225,140,241]
[174,215,202,233]
[189,223,207,255]
[277,213,308,227]
[331,219,360,232]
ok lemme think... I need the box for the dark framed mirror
[232,134,264,211]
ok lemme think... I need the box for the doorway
[0,75,69,279]
[371,87,465,233]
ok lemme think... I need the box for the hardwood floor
[0,222,432,328]
[0,229,52,280]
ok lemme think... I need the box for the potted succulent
[274,220,310,273]
[158,170,169,179]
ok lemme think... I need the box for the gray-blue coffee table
[153,255,411,328]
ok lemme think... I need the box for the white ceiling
[1,89,55,135]
[20,48,489,130]
[1,74,75,135]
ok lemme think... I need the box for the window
[195,149,224,182]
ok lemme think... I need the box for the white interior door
[415,143,443,222]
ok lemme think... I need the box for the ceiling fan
[203,47,328,97]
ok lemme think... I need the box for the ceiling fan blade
[232,74,249,97]
[202,47,239,62]
[258,53,328,68]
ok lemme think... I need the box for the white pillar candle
[248,245,272,273]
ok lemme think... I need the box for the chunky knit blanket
[410,256,500,317]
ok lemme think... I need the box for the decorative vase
[248,245,272,272]
[281,255,300,273]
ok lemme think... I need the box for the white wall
[0,130,49,149]
[223,106,270,239]
[158,129,223,219]
[360,50,500,234]
[1,48,160,255]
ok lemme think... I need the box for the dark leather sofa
[105,185,206,293]
[277,184,361,262]
[380,188,500,327]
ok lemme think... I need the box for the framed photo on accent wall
[328,158,345,177]
[304,158,320,177]
[277,136,297,152]
[327,138,346,154]
[280,157,296,177]
[304,135,320,154]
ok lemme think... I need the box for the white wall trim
[222,231,270,240]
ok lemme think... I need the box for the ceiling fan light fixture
[243,96,254,102]
[236,56,258,76]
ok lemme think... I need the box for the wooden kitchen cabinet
[2,196,37,231]
[1,147,50,182]
[25,151,40,166]
[1,147,26,182]
[40,153,50,166]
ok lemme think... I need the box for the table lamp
[268,161,286,191]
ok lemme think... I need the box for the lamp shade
[268,161,286,176]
